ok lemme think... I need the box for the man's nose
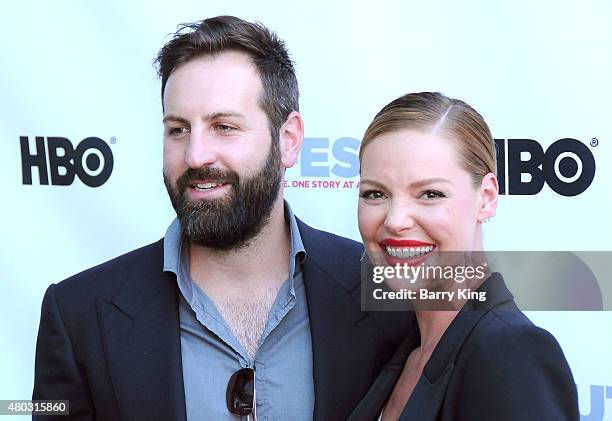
[383,199,417,235]
[184,130,218,169]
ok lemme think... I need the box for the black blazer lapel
[350,273,515,421]
[348,331,419,421]
[96,239,187,421]
[398,364,455,421]
[297,220,387,421]
[399,273,515,421]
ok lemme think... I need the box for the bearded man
[32,16,413,421]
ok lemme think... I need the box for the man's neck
[188,198,291,295]
[187,198,292,362]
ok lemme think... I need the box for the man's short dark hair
[155,15,299,141]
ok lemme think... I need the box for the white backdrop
[2,0,611,419]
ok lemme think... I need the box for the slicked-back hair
[361,92,496,186]
[155,16,299,141]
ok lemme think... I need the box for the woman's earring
[482,214,495,223]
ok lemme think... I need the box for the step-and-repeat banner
[2,1,611,419]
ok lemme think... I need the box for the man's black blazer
[348,273,579,421]
[33,219,414,421]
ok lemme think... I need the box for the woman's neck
[414,310,459,355]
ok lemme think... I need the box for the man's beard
[164,141,282,251]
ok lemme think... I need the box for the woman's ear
[478,172,499,223]
[279,111,304,168]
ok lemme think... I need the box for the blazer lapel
[398,364,454,421]
[399,312,481,421]
[399,273,515,421]
[96,240,187,421]
[297,220,387,421]
[348,330,420,421]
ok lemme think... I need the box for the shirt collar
[285,201,307,270]
[163,217,182,275]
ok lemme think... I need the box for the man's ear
[278,111,304,168]
[477,172,499,223]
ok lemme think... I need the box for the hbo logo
[20,136,114,187]
[495,138,596,197]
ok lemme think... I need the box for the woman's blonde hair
[360,92,496,185]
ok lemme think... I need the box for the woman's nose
[383,200,417,235]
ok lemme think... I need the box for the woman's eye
[359,189,387,200]
[420,190,446,200]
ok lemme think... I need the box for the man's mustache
[175,167,239,193]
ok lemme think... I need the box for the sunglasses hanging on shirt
[226,367,256,420]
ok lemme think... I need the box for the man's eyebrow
[162,114,189,124]
[162,111,246,124]
[205,111,245,120]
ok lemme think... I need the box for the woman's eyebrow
[359,179,387,189]
[360,177,453,189]
[409,177,453,188]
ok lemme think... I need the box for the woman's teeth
[385,245,434,259]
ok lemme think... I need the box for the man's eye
[420,190,446,200]
[215,124,236,133]
[359,189,386,200]
[169,127,190,136]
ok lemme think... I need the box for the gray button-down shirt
[163,204,314,420]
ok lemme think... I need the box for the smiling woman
[350,92,579,421]
[358,93,498,257]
